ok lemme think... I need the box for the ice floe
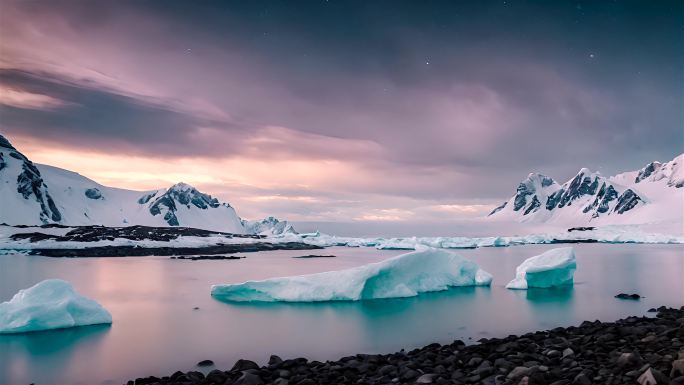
[0,279,112,334]
[211,248,492,302]
[505,247,577,290]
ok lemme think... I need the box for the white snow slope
[0,279,112,334]
[0,133,289,233]
[489,154,684,227]
[211,248,492,302]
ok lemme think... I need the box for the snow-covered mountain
[242,216,297,236]
[489,154,683,225]
[0,133,294,234]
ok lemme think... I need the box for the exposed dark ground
[4,225,321,257]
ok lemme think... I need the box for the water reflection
[0,324,110,384]
[0,244,682,385]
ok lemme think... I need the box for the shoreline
[126,307,684,385]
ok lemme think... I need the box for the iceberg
[211,248,493,302]
[0,279,112,334]
[506,247,577,290]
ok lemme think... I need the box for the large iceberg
[211,248,493,302]
[506,247,577,290]
[0,279,112,334]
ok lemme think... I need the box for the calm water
[1,244,682,385]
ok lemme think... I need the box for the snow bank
[273,225,684,251]
[505,247,577,290]
[1,224,681,253]
[211,248,492,302]
[0,279,112,334]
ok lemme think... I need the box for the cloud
[0,87,71,110]
[0,0,681,226]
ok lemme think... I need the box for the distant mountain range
[3,133,681,231]
[0,134,295,235]
[489,153,683,224]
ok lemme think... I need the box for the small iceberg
[211,248,493,302]
[0,279,112,334]
[506,247,577,290]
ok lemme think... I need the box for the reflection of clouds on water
[1,244,683,385]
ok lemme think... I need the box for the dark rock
[85,188,103,200]
[614,189,643,214]
[292,255,337,259]
[269,355,284,366]
[615,293,641,300]
[197,359,214,367]
[231,359,260,372]
[616,351,643,368]
[173,255,245,261]
[572,373,591,385]
[234,372,263,385]
[567,227,596,232]
[205,369,226,383]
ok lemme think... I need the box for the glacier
[211,248,493,302]
[505,247,577,290]
[0,279,112,334]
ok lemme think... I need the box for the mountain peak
[0,134,16,150]
[242,216,297,235]
[633,153,683,188]
[488,160,664,222]
[167,182,195,191]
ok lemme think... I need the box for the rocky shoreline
[27,242,322,257]
[2,225,322,257]
[126,307,684,385]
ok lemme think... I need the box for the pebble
[125,306,684,385]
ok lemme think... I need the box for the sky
[0,0,682,229]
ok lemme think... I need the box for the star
[589,53,595,58]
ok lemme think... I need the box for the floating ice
[0,279,112,334]
[506,247,577,290]
[211,248,492,302]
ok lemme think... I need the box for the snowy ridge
[211,248,492,302]
[241,216,298,235]
[489,154,683,225]
[34,165,246,233]
[1,133,284,233]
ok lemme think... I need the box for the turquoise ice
[211,248,493,302]
[506,247,577,289]
[0,279,112,334]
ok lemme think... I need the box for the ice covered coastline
[1,224,681,255]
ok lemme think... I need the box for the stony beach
[126,306,684,385]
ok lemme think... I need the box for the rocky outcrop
[85,188,103,200]
[490,167,650,221]
[145,183,225,227]
[1,134,62,223]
